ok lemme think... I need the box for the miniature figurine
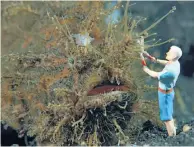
[142,46,182,136]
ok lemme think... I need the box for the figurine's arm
[142,51,168,65]
[156,59,168,65]
[143,66,159,78]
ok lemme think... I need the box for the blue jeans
[158,90,174,121]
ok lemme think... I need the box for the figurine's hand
[142,51,157,63]
[151,57,157,63]
[140,53,147,66]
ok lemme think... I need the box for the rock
[11,144,19,147]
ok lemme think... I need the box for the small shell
[183,124,191,132]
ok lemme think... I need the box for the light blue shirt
[158,61,180,90]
